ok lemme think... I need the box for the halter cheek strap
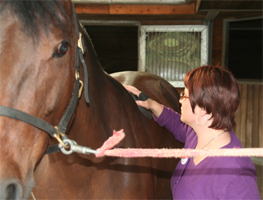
[72,2,89,104]
[0,77,80,154]
[0,106,59,138]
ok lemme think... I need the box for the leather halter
[0,3,89,154]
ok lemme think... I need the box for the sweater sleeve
[153,106,192,144]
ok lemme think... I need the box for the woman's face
[179,88,197,126]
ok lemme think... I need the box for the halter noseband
[0,3,89,154]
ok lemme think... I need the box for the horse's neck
[82,33,119,108]
[70,49,118,141]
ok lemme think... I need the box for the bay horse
[0,0,182,199]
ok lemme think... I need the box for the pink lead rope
[96,130,263,158]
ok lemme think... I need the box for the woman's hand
[123,85,141,97]
[123,85,164,118]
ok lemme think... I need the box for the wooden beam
[75,2,195,15]
[75,4,109,14]
[73,0,189,4]
[110,3,195,14]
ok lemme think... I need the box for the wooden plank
[246,85,253,148]
[252,85,259,147]
[234,84,242,140]
[212,49,222,58]
[212,42,222,51]
[259,85,263,148]
[239,84,247,147]
[211,58,221,66]
[211,19,223,65]
[213,19,223,28]
[75,2,196,15]
[109,2,196,15]
[75,4,109,14]
[212,32,222,43]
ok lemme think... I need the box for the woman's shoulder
[225,130,242,148]
[221,130,256,171]
[204,130,260,199]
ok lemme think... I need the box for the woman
[125,65,260,199]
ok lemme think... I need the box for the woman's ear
[201,107,213,122]
[199,107,207,117]
[194,106,207,116]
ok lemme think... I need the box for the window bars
[139,25,208,87]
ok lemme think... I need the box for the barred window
[139,25,209,87]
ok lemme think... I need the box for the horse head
[0,0,79,199]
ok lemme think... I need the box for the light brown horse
[0,0,182,199]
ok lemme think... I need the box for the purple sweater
[154,106,260,200]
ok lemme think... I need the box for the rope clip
[59,138,97,155]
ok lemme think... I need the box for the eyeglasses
[180,91,189,101]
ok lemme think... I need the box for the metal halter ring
[59,139,77,155]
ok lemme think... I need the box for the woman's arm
[124,85,190,143]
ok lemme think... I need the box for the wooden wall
[234,82,263,198]
[234,83,263,148]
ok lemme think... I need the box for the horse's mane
[0,0,69,38]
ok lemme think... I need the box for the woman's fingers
[136,100,150,109]
[123,85,141,96]
[123,85,163,117]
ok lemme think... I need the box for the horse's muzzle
[0,178,23,200]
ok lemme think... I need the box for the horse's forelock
[0,0,70,39]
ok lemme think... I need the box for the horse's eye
[53,41,70,58]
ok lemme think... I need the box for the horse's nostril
[2,180,23,200]
[6,184,16,199]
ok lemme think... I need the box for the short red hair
[184,65,240,131]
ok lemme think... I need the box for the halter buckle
[78,80,83,98]
[54,126,69,149]
[75,69,83,98]
[78,33,84,54]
